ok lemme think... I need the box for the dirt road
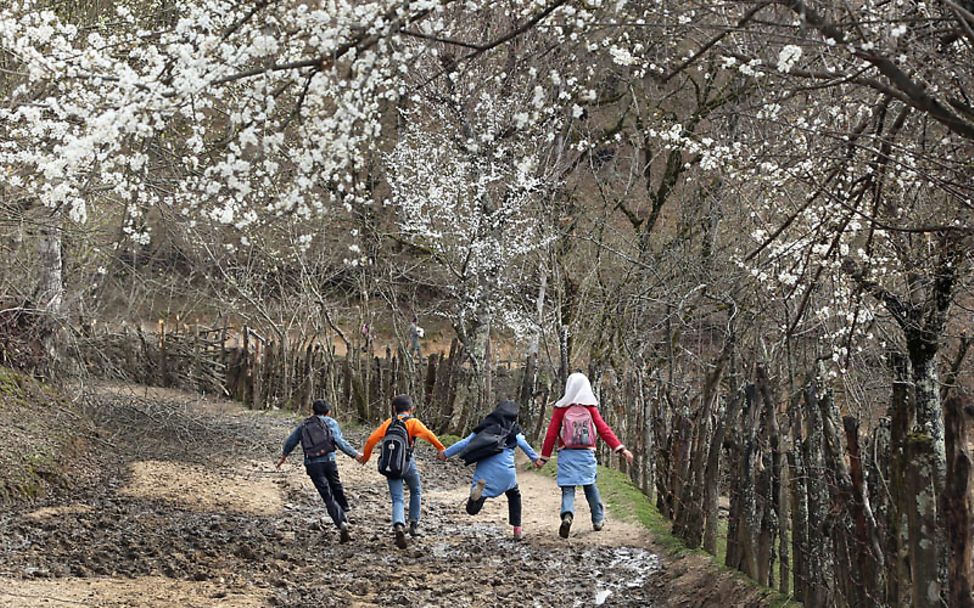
[0,386,660,607]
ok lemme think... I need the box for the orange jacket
[361,415,445,462]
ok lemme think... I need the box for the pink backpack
[560,405,597,449]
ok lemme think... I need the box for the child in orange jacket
[359,394,445,548]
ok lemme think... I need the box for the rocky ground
[0,384,666,607]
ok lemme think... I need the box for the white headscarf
[554,372,599,408]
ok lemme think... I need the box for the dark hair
[312,399,331,416]
[392,394,413,414]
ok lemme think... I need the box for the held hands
[533,458,546,468]
[436,451,447,462]
[355,454,366,465]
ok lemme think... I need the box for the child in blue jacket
[440,400,541,540]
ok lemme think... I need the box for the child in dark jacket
[276,399,360,543]
[440,400,541,540]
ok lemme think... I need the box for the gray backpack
[300,416,335,458]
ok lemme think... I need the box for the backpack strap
[398,415,415,448]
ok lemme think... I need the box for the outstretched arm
[516,433,540,462]
[360,419,391,463]
[408,418,446,452]
[277,425,302,468]
[590,407,633,463]
[443,433,476,459]
[590,407,623,451]
[327,418,360,460]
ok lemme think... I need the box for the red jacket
[539,405,624,460]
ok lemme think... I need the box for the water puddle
[578,546,661,606]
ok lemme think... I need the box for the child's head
[392,394,413,415]
[312,399,331,416]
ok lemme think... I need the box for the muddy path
[0,385,660,607]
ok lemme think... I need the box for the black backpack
[299,416,335,458]
[457,427,509,465]
[377,416,412,478]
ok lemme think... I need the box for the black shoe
[393,523,408,549]
[408,521,421,537]
[559,513,573,539]
[339,522,351,544]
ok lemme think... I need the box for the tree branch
[661,2,771,83]
[777,0,974,141]
[840,257,913,327]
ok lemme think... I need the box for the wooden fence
[73,321,557,438]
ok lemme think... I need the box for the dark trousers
[466,485,522,527]
[321,459,350,512]
[305,460,347,527]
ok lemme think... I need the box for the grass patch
[438,434,464,448]
[0,366,29,403]
[536,459,687,554]
[534,457,800,608]
[0,367,85,504]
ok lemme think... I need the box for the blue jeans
[387,459,422,526]
[561,484,604,524]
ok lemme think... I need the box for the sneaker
[470,479,487,502]
[513,526,524,541]
[559,513,573,539]
[393,523,408,549]
[408,521,421,537]
[593,520,604,532]
[338,522,351,544]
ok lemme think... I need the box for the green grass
[534,457,800,608]
[0,367,76,503]
[0,366,29,403]
[438,434,463,448]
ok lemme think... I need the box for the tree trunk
[726,382,760,578]
[887,352,913,606]
[704,388,742,555]
[788,443,808,603]
[36,233,63,311]
[639,368,656,503]
[673,398,709,546]
[778,424,790,595]
[455,306,491,432]
[843,415,884,607]
[558,324,570,388]
[670,409,694,526]
[866,416,893,605]
[756,365,780,587]
[944,396,974,608]
[803,377,834,608]
[679,345,731,549]
[818,383,861,607]
[906,434,944,608]
[908,342,947,492]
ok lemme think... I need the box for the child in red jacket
[536,373,633,538]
